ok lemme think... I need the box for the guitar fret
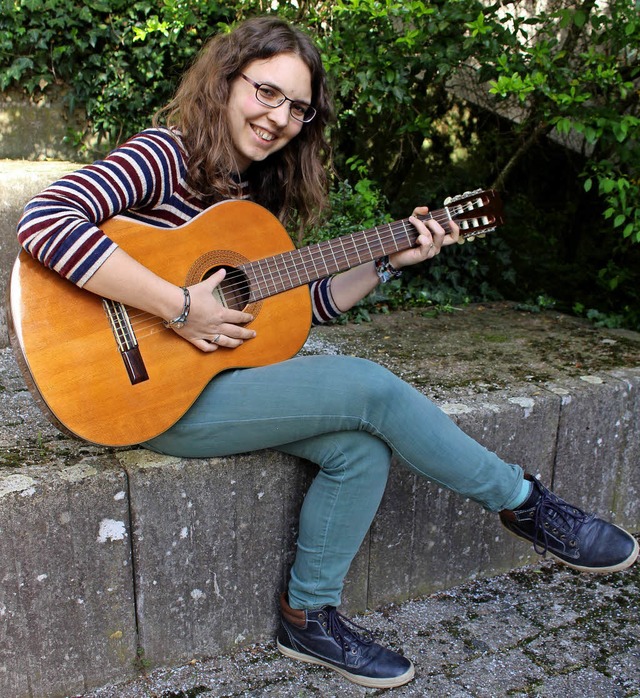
[349,238,362,264]
[336,238,349,262]
[371,227,381,257]
[253,260,269,298]
[270,255,286,294]
[288,249,305,286]
[317,239,338,275]
[302,245,321,280]
[313,241,327,275]
[400,220,413,249]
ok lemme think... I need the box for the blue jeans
[145,355,524,609]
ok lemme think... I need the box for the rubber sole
[277,639,415,688]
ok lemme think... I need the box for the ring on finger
[213,334,221,344]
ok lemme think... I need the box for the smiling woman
[15,14,639,691]
[154,16,333,229]
[226,54,311,171]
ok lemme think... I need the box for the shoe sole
[276,639,415,688]
[503,523,640,574]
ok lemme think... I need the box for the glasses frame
[240,74,317,123]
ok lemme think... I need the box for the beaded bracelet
[163,286,191,329]
[374,255,403,284]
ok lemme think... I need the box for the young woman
[17,16,638,690]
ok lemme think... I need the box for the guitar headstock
[444,189,505,241]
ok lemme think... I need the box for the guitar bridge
[102,299,149,385]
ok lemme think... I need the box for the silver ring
[429,243,435,250]
[213,334,221,344]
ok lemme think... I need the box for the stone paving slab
[74,558,640,698]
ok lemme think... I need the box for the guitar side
[8,201,312,446]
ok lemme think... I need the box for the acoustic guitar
[8,189,504,446]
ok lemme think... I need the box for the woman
[17,16,638,690]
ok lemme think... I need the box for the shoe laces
[532,486,590,555]
[323,607,373,658]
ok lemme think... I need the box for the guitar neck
[242,213,433,302]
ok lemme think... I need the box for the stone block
[609,368,640,527]
[550,368,640,527]
[0,461,137,698]
[365,386,560,606]
[118,449,315,667]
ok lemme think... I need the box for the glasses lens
[291,104,316,123]
[256,85,284,107]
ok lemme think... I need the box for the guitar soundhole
[204,265,251,311]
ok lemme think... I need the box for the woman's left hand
[388,206,460,270]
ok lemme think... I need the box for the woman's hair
[154,16,333,230]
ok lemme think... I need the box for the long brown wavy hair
[154,16,333,230]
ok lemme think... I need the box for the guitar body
[8,200,312,446]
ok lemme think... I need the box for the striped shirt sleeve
[16,128,189,287]
[310,277,342,325]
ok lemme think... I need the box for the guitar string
[124,216,426,336]
[123,202,494,339]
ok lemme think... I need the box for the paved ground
[77,551,640,698]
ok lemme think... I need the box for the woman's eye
[258,86,278,101]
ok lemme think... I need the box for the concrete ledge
[0,460,136,697]
[120,448,315,665]
[2,328,640,697]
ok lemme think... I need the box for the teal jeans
[145,355,524,610]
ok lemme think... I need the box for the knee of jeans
[321,431,391,480]
[336,356,401,401]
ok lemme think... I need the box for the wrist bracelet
[163,286,191,329]
[374,255,403,284]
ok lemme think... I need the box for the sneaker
[276,593,415,688]
[500,475,639,573]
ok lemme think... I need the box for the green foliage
[514,295,557,314]
[482,0,640,244]
[309,0,491,191]
[304,175,391,245]
[0,0,233,155]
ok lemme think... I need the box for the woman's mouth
[251,125,276,142]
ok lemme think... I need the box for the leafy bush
[0,0,233,155]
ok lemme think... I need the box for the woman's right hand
[172,269,257,353]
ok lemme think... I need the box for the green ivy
[0,0,233,156]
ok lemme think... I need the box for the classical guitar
[8,189,504,446]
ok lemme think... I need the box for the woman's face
[227,52,312,173]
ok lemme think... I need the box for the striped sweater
[17,127,341,324]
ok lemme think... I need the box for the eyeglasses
[240,74,317,123]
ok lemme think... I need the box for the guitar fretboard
[234,188,501,303]
[242,216,421,302]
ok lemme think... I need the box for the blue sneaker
[500,475,639,573]
[277,593,415,688]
